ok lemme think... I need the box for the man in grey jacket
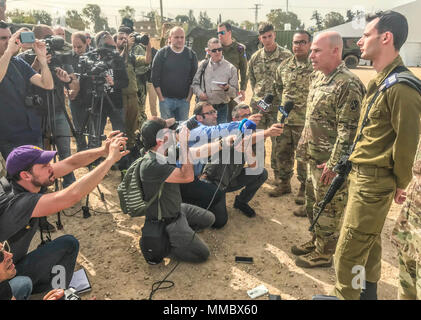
[192,38,238,124]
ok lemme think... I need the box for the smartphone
[20,32,36,44]
[235,256,253,264]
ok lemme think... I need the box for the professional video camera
[78,47,123,80]
[130,32,150,46]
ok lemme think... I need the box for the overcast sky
[5,0,415,29]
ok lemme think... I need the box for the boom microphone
[278,101,294,123]
[256,94,274,114]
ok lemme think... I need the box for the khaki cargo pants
[332,165,396,300]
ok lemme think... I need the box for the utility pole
[160,0,163,21]
[286,0,289,14]
[249,3,262,31]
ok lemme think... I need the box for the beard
[31,172,55,188]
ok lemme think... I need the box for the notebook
[68,268,92,294]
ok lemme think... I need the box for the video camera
[77,47,124,91]
[168,116,199,133]
[130,32,150,46]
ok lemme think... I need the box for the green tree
[323,11,345,29]
[240,20,254,31]
[224,19,239,27]
[7,9,52,25]
[145,11,157,22]
[32,10,52,25]
[311,10,323,31]
[66,10,86,30]
[198,11,213,29]
[82,4,109,33]
[118,6,135,20]
[267,9,302,30]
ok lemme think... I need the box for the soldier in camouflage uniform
[291,31,365,269]
[391,135,421,299]
[270,31,313,201]
[132,43,150,122]
[217,22,248,121]
[248,23,292,173]
[116,28,151,150]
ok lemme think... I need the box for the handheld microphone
[233,119,257,148]
[256,94,274,114]
[278,101,294,123]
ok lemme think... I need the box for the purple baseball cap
[6,145,57,176]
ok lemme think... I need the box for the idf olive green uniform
[391,135,421,299]
[294,62,365,268]
[248,45,292,172]
[222,40,248,121]
[333,56,421,300]
[272,56,313,187]
[132,44,150,112]
[122,54,148,149]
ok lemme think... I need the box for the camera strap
[8,60,27,97]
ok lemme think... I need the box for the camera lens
[135,34,149,46]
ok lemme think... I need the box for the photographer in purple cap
[0,131,128,294]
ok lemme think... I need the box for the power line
[249,3,262,31]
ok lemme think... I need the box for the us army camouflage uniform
[222,40,248,121]
[248,45,292,171]
[391,135,421,299]
[123,53,148,149]
[0,154,6,178]
[272,56,313,187]
[301,62,365,256]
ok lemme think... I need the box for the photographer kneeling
[0,132,129,294]
[180,102,283,227]
[139,119,215,264]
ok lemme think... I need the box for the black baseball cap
[140,120,167,150]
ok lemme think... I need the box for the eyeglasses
[210,47,223,53]
[217,31,226,36]
[201,110,217,116]
[293,40,308,46]
[0,241,11,263]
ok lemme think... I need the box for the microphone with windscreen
[278,101,294,123]
[256,94,274,114]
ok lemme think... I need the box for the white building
[320,0,421,66]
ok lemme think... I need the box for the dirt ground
[29,67,421,300]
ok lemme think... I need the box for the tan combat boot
[291,237,316,256]
[295,182,305,205]
[267,178,280,187]
[293,205,307,217]
[268,180,291,197]
[294,237,336,268]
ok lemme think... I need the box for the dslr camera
[78,47,123,81]
[168,116,199,133]
[131,32,149,46]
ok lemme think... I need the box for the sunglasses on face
[210,47,223,53]
[0,241,10,263]
[201,110,217,116]
[217,31,226,36]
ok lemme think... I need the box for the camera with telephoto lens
[131,32,149,46]
[168,116,199,133]
[64,288,81,300]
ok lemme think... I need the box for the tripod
[39,83,79,243]
[76,75,118,218]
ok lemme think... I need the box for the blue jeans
[159,97,190,121]
[213,103,228,124]
[9,276,33,300]
[15,235,79,294]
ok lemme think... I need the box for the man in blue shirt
[181,101,282,227]
[0,22,54,159]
